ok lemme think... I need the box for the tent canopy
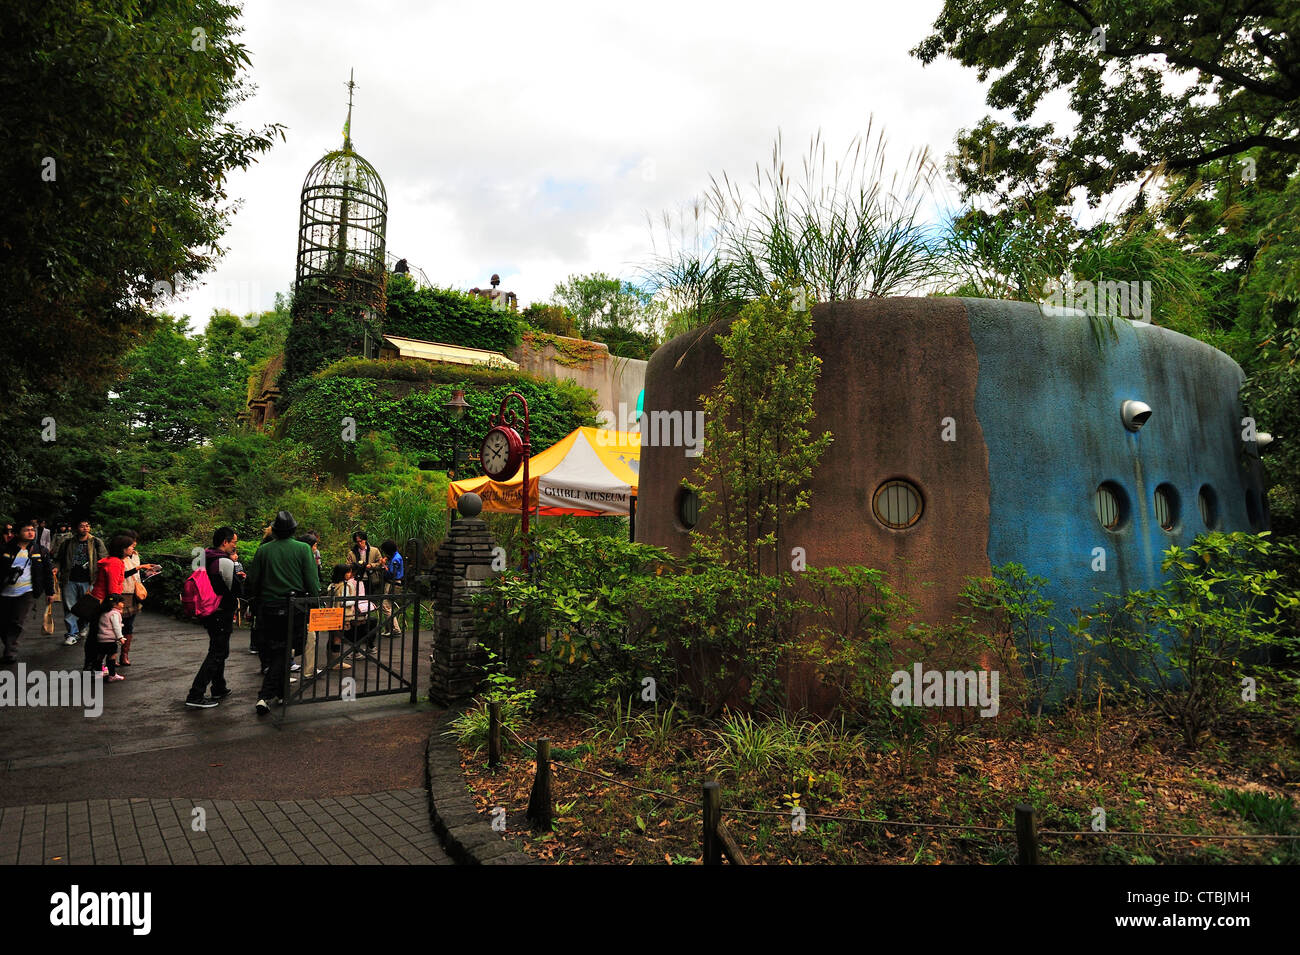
[447,427,640,517]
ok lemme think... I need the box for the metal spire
[343,69,356,151]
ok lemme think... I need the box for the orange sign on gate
[307,607,345,632]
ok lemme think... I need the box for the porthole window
[1198,485,1218,529]
[1094,481,1128,530]
[1153,484,1179,532]
[675,486,700,530]
[1245,488,1261,529]
[873,480,923,529]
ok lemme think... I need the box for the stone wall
[428,517,499,705]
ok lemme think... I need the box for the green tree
[691,290,833,577]
[0,0,283,508]
[112,315,219,451]
[551,273,653,338]
[913,2,1300,210]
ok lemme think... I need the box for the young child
[327,563,358,670]
[94,596,126,681]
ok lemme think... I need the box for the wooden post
[1015,804,1039,865]
[716,821,749,866]
[488,701,502,769]
[702,781,721,866]
[525,738,552,832]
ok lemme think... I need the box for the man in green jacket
[246,510,319,716]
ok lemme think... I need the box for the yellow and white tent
[447,427,640,517]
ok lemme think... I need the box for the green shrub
[385,274,522,353]
[94,485,196,541]
[520,303,579,337]
[1076,532,1300,747]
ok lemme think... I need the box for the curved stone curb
[425,707,533,865]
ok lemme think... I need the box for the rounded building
[636,297,1270,637]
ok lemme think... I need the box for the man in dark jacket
[0,519,56,663]
[246,511,319,715]
[54,520,107,646]
[185,527,244,708]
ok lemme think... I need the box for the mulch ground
[455,702,1300,865]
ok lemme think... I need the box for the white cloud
[173,0,1001,324]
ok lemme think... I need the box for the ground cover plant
[455,688,1300,865]
[460,532,1300,864]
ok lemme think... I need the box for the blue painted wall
[963,299,1267,660]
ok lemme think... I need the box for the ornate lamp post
[444,388,469,523]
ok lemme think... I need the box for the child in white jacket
[93,597,126,681]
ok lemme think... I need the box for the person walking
[245,511,319,716]
[35,519,51,552]
[116,529,160,667]
[51,521,73,557]
[378,540,404,638]
[55,520,106,646]
[186,527,244,708]
[0,519,56,663]
[82,534,136,670]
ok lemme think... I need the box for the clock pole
[487,392,532,570]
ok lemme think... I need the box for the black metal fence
[278,538,432,708]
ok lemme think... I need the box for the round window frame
[674,485,701,531]
[1153,483,1179,532]
[1094,481,1129,531]
[872,479,923,530]
[1197,485,1218,529]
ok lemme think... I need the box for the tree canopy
[913,1,1300,210]
[0,0,283,510]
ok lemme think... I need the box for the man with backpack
[184,527,243,708]
[246,511,319,716]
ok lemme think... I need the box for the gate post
[428,494,499,706]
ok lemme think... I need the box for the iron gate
[275,538,434,710]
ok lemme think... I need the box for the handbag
[134,578,148,601]
[71,593,100,619]
[42,602,54,634]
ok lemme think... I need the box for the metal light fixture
[443,389,468,419]
[1256,432,1274,449]
[1121,400,1152,432]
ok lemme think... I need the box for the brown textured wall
[637,297,992,626]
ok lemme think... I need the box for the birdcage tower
[294,72,388,301]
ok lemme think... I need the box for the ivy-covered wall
[282,271,388,388]
[280,361,599,473]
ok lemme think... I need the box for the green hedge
[385,275,522,354]
[280,373,599,472]
[314,356,527,388]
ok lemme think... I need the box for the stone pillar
[428,511,498,706]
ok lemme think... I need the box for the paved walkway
[0,790,450,865]
[0,610,453,864]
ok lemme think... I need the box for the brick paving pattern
[0,789,451,865]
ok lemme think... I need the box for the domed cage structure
[295,146,388,294]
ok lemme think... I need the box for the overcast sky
[172,0,999,325]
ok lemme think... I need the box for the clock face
[480,426,522,480]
